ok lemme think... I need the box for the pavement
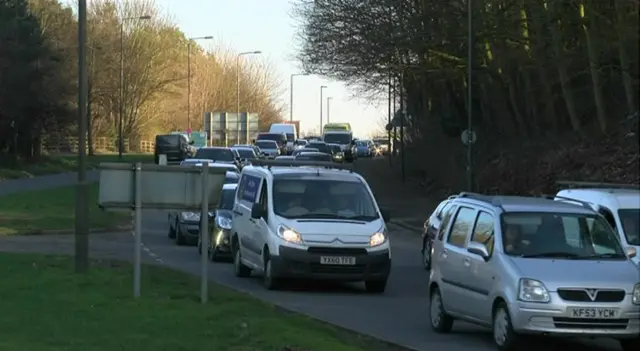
[0,159,622,351]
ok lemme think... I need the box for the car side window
[598,207,617,232]
[470,212,495,256]
[437,205,458,241]
[236,175,247,201]
[258,181,269,222]
[446,207,476,248]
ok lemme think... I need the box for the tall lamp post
[319,85,327,132]
[76,0,89,272]
[119,14,150,159]
[289,73,306,122]
[326,96,333,124]
[236,50,261,143]
[466,0,474,191]
[187,36,213,131]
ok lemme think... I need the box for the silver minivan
[428,193,640,351]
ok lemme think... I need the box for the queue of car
[419,183,640,351]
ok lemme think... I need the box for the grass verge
[0,184,128,235]
[0,153,154,180]
[0,253,391,351]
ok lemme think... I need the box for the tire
[197,237,202,254]
[620,338,640,351]
[233,243,251,277]
[175,221,186,246]
[263,256,282,290]
[492,302,522,351]
[365,279,387,293]
[429,287,454,333]
[208,241,220,262]
[422,239,432,271]
[168,218,176,239]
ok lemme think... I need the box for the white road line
[130,213,163,263]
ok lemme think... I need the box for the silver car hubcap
[423,247,430,266]
[430,291,442,327]
[234,251,241,273]
[493,307,509,346]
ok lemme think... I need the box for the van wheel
[493,302,522,351]
[175,220,186,246]
[620,338,640,351]
[168,220,176,239]
[233,244,251,277]
[429,287,454,333]
[365,279,387,293]
[422,239,432,270]
[263,256,282,290]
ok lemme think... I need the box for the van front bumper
[271,246,391,281]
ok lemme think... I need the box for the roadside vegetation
[0,184,129,235]
[0,153,154,180]
[0,253,395,351]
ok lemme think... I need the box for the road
[0,160,622,351]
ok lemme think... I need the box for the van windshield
[272,179,379,221]
[500,212,626,259]
[285,133,295,142]
[257,133,285,144]
[323,133,351,145]
[619,209,639,245]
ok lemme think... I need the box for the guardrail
[42,137,155,154]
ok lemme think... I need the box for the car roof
[243,164,362,182]
[556,188,640,210]
[231,146,254,150]
[452,193,594,215]
[308,140,326,144]
[222,183,238,191]
[197,147,230,150]
[296,152,328,156]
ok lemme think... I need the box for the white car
[254,140,280,159]
[230,159,392,292]
[556,181,640,266]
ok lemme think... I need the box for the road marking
[130,213,163,264]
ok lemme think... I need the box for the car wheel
[493,302,521,351]
[365,279,387,293]
[422,239,432,271]
[197,237,202,255]
[233,244,251,277]
[208,241,220,262]
[175,220,186,246]
[429,287,454,333]
[620,338,640,351]
[263,256,282,290]
[168,218,176,239]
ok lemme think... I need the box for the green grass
[0,153,154,180]
[0,253,386,351]
[0,184,128,235]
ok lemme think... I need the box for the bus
[323,123,351,133]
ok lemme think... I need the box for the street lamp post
[187,36,214,131]
[289,73,306,122]
[466,0,474,191]
[319,85,327,133]
[236,50,261,144]
[326,97,333,124]
[119,15,150,159]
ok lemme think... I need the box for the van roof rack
[248,159,353,172]
[556,180,640,190]
[457,192,504,211]
[540,194,593,210]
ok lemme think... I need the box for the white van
[269,124,297,154]
[230,159,392,292]
[556,182,640,266]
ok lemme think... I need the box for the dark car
[199,183,237,261]
[154,134,193,164]
[194,147,240,168]
[294,152,333,162]
[327,143,344,162]
[256,132,287,154]
[306,141,330,154]
[293,147,318,156]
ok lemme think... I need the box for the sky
[154,0,388,138]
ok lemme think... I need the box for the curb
[390,220,422,233]
[14,225,133,236]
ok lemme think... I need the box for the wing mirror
[467,242,490,261]
[626,246,637,259]
[250,203,264,219]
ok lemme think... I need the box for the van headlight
[370,232,386,247]
[181,212,200,221]
[518,278,550,303]
[216,216,232,230]
[633,284,640,305]
[277,225,302,244]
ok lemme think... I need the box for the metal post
[392,80,397,156]
[133,162,142,297]
[187,41,191,131]
[466,0,473,191]
[399,72,405,184]
[118,20,124,159]
[236,56,241,144]
[387,73,392,166]
[200,162,209,303]
[75,0,89,273]
[289,74,294,122]
[327,97,332,124]
[319,85,327,133]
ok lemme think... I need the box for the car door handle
[464,258,471,267]
[233,210,243,216]
[441,249,448,259]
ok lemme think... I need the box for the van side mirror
[467,242,490,261]
[626,246,637,259]
[380,209,391,222]
[188,140,195,145]
[250,203,264,219]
